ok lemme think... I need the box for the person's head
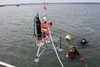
[82,40,85,42]
[44,21,47,23]
[43,16,47,22]
[72,47,76,52]
[49,20,53,25]
[81,39,86,43]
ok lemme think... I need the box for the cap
[50,20,53,25]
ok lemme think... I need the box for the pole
[59,35,62,48]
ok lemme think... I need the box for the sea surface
[0,3,100,67]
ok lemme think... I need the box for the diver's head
[72,47,76,52]
[81,39,86,43]
[82,40,85,42]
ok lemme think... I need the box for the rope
[36,43,46,57]
[37,44,41,57]
[48,23,64,67]
[42,1,63,65]
[38,48,45,57]
[84,63,89,67]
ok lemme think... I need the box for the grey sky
[1,0,100,4]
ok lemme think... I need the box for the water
[0,4,100,67]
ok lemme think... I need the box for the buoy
[65,34,72,41]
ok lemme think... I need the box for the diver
[80,39,87,45]
[41,17,49,39]
[66,47,84,62]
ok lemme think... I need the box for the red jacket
[66,52,82,59]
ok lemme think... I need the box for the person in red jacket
[66,47,84,62]
[40,17,53,43]
[49,20,53,29]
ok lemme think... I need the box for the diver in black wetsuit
[80,39,87,45]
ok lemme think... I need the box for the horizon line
[1,2,100,5]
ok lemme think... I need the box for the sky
[1,0,100,4]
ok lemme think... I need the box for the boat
[0,5,5,7]
[16,4,20,7]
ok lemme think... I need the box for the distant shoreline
[0,2,100,7]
